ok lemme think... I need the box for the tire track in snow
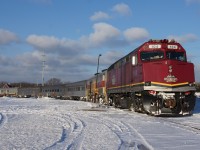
[0,113,7,128]
[45,114,85,150]
[0,113,3,125]
[160,117,200,135]
[89,115,153,150]
[65,115,86,150]
[44,126,68,150]
[121,122,154,150]
[44,114,71,150]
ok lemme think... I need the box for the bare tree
[46,78,62,85]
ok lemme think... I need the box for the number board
[149,44,161,49]
[167,45,178,49]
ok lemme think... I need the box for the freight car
[107,39,196,115]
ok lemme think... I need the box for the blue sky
[0,0,200,83]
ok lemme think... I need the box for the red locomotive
[107,39,196,115]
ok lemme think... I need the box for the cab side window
[132,54,138,65]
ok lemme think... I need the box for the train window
[141,51,164,61]
[114,64,117,69]
[126,56,130,62]
[114,62,121,69]
[102,74,105,80]
[132,55,138,65]
[166,51,186,61]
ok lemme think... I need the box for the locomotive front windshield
[141,51,164,61]
[140,51,186,62]
[166,51,186,61]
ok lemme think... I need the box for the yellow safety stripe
[107,81,189,90]
[151,82,189,87]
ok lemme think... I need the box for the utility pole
[95,54,101,103]
[42,51,45,86]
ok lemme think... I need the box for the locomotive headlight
[145,81,151,86]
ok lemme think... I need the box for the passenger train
[15,39,196,116]
[106,39,196,115]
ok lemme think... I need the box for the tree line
[0,78,70,88]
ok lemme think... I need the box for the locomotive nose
[143,60,194,85]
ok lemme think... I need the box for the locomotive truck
[107,39,196,115]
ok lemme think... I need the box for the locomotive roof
[107,39,184,70]
[138,39,185,52]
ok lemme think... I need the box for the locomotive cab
[134,39,196,115]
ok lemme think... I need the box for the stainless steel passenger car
[64,80,87,100]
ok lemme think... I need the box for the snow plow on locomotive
[107,39,196,116]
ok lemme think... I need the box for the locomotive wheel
[112,96,116,107]
[132,96,139,112]
[134,97,144,113]
[131,92,144,113]
[127,96,133,111]
[119,96,127,109]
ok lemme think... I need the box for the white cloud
[0,29,19,45]
[26,35,60,49]
[26,35,83,54]
[90,11,111,21]
[26,23,122,55]
[112,3,132,16]
[26,23,150,54]
[101,50,123,66]
[167,34,198,43]
[76,50,123,67]
[123,27,149,42]
[87,22,121,47]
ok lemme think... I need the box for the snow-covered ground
[0,97,200,150]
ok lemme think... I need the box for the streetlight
[95,54,101,103]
